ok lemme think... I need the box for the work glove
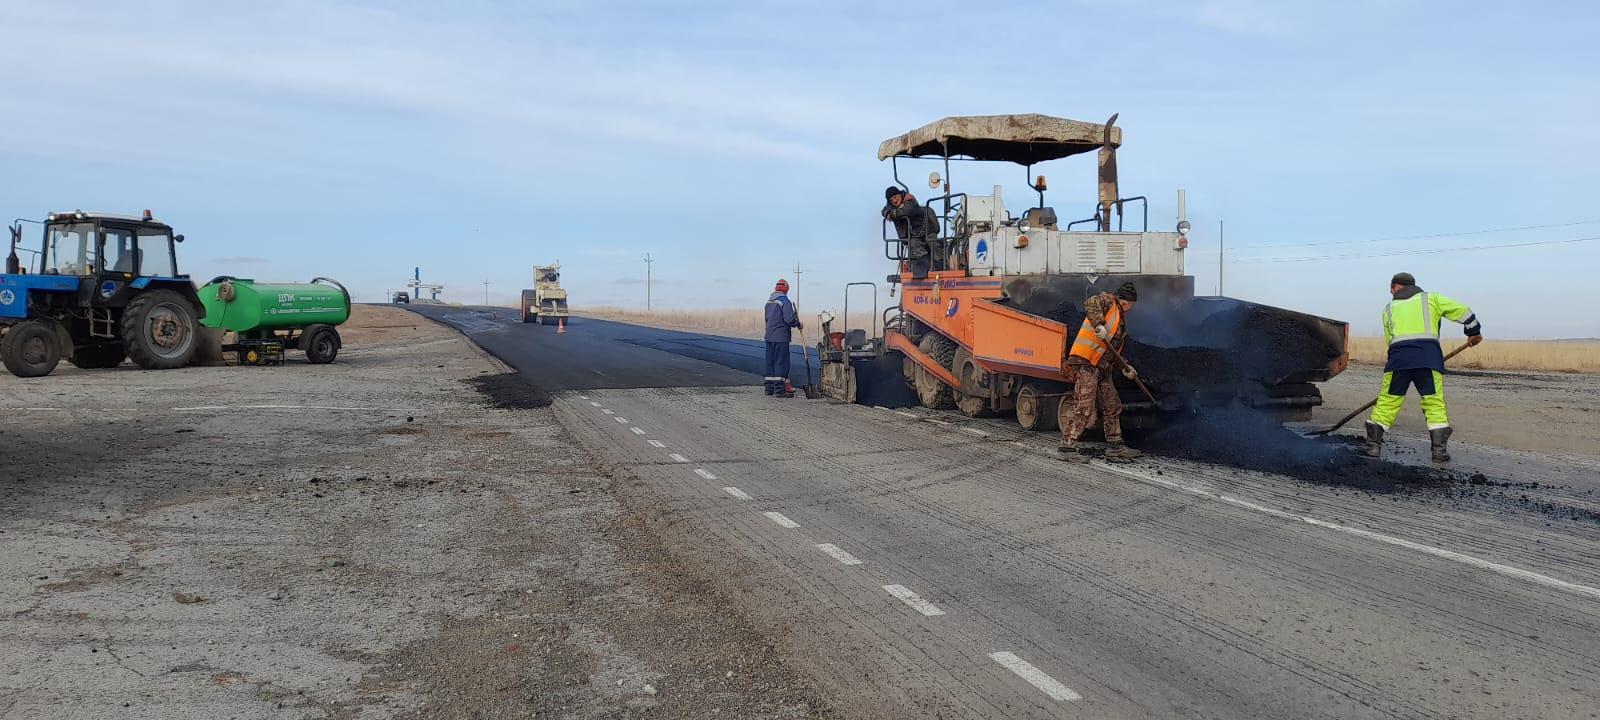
[795,321,804,331]
[1467,334,1483,347]
[1094,324,1109,340]
[1122,365,1139,380]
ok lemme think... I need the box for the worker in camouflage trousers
[1364,272,1483,463]
[1056,282,1143,463]
[763,278,802,397]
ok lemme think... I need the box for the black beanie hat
[1391,272,1415,287]
[1115,282,1138,301]
[884,185,902,202]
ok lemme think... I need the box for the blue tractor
[1,210,204,378]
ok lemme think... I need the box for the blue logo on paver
[0,289,13,306]
[99,281,117,298]
[975,239,988,263]
[945,298,960,317]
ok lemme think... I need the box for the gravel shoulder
[0,306,825,719]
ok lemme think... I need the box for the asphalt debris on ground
[466,371,553,409]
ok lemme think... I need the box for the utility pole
[483,278,490,305]
[1218,220,1225,297]
[644,253,653,311]
[793,262,803,306]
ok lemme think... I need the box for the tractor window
[137,228,177,277]
[42,223,95,275]
[102,227,134,274]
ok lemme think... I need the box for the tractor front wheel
[1,321,62,378]
[123,289,199,369]
[70,343,127,369]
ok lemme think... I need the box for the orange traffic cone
[557,317,567,334]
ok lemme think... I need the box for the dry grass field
[1347,336,1600,373]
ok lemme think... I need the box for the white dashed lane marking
[630,427,647,435]
[989,652,1082,702]
[647,439,666,448]
[815,543,863,566]
[882,584,945,616]
[722,487,753,500]
[589,401,602,407]
[894,411,919,419]
[963,427,990,437]
[669,453,689,463]
[694,468,719,480]
[577,395,590,400]
[614,417,629,424]
[926,418,951,426]
[601,408,614,414]
[763,512,800,529]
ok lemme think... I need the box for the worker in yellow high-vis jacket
[1364,272,1483,463]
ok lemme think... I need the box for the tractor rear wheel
[70,343,126,369]
[1,321,61,377]
[913,332,956,410]
[122,289,199,369]
[305,327,340,364]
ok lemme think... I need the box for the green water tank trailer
[197,277,350,364]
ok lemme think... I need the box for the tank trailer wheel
[305,326,340,364]
[123,289,199,369]
[1015,382,1060,431]
[1,321,62,378]
[913,333,957,410]
[70,343,127,369]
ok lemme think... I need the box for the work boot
[1105,441,1142,462]
[1054,444,1090,463]
[763,382,774,396]
[1362,421,1385,458]
[1430,426,1453,463]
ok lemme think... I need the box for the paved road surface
[410,305,1600,719]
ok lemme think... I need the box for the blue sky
[2,0,1597,337]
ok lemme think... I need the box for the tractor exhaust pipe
[6,224,19,274]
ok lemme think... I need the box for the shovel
[1307,343,1472,436]
[1103,341,1159,405]
[796,325,823,399]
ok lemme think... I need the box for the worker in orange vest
[1056,282,1143,463]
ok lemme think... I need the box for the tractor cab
[1,210,203,377]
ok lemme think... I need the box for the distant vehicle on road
[522,264,568,325]
[393,292,410,304]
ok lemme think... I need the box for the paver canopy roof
[877,114,1120,165]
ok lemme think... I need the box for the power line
[1235,218,1600,250]
[1225,235,1600,264]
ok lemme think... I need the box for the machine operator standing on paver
[764,279,803,397]
[1364,272,1483,463]
[1056,282,1143,463]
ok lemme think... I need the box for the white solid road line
[647,439,666,448]
[926,418,951,426]
[882,584,945,616]
[723,487,753,500]
[763,512,800,529]
[1098,463,1600,603]
[630,427,647,435]
[989,652,1082,702]
[601,408,614,414]
[963,427,990,437]
[669,453,689,463]
[694,468,719,480]
[815,543,863,566]
[894,411,920,419]
[614,417,629,424]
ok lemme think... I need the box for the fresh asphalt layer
[409,304,1600,720]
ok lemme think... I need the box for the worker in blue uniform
[764,279,803,397]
